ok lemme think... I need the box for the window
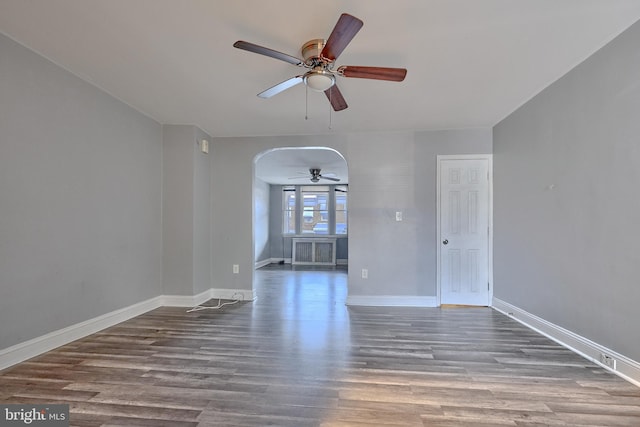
[335,186,348,235]
[302,186,329,234]
[282,185,347,235]
[282,187,296,234]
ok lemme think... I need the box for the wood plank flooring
[1,264,639,426]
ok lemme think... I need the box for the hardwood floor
[1,265,639,426]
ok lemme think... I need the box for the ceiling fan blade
[320,175,341,182]
[321,13,364,61]
[324,84,348,111]
[339,66,407,82]
[233,40,303,66]
[287,172,310,179]
[258,76,304,98]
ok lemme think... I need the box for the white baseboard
[255,258,293,268]
[162,288,214,307]
[254,258,272,269]
[492,297,640,387]
[346,295,438,307]
[209,288,256,301]
[0,296,164,371]
[0,287,256,371]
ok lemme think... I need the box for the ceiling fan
[233,13,407,111]
[290,168,341,183]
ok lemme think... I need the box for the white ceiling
[2,1,640,139]
[2,1,640,184]
[255,147,348,185]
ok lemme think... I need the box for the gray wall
[0,33,163,348]
[414,130,494,294]
[493,20,640,361]
[162,125,194,295]
[254,177,270,263]
[193,127,212,294]
[211,130,491,299]
[269,185,288,260]
[347,130,492,297]
[162,125,212,296]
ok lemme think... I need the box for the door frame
[436,154,493,306]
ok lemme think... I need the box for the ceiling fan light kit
[233,13,407,111]
[304,69,335,92]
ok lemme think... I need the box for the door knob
[443,239,448,245]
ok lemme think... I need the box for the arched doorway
[252,146,349,285]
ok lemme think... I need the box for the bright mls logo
[0,405,69,426]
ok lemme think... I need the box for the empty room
[1,1,640,426]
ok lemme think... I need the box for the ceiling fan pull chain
[305,84,309,120]
[328,89,332,129]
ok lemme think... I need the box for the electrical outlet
[233,264,239,274]
[395,211,402,221]
[361,268,368,279]
[600,353,616,370]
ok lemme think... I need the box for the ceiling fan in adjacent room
[290,168,341,183]
[233,13,407,111]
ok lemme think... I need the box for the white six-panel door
[437,156,491,306]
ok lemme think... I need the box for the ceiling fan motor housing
[301,39,327,63]
[301,39,336,91]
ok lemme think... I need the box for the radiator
[292,238,336,265]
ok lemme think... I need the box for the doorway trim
[436,154,493,306]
